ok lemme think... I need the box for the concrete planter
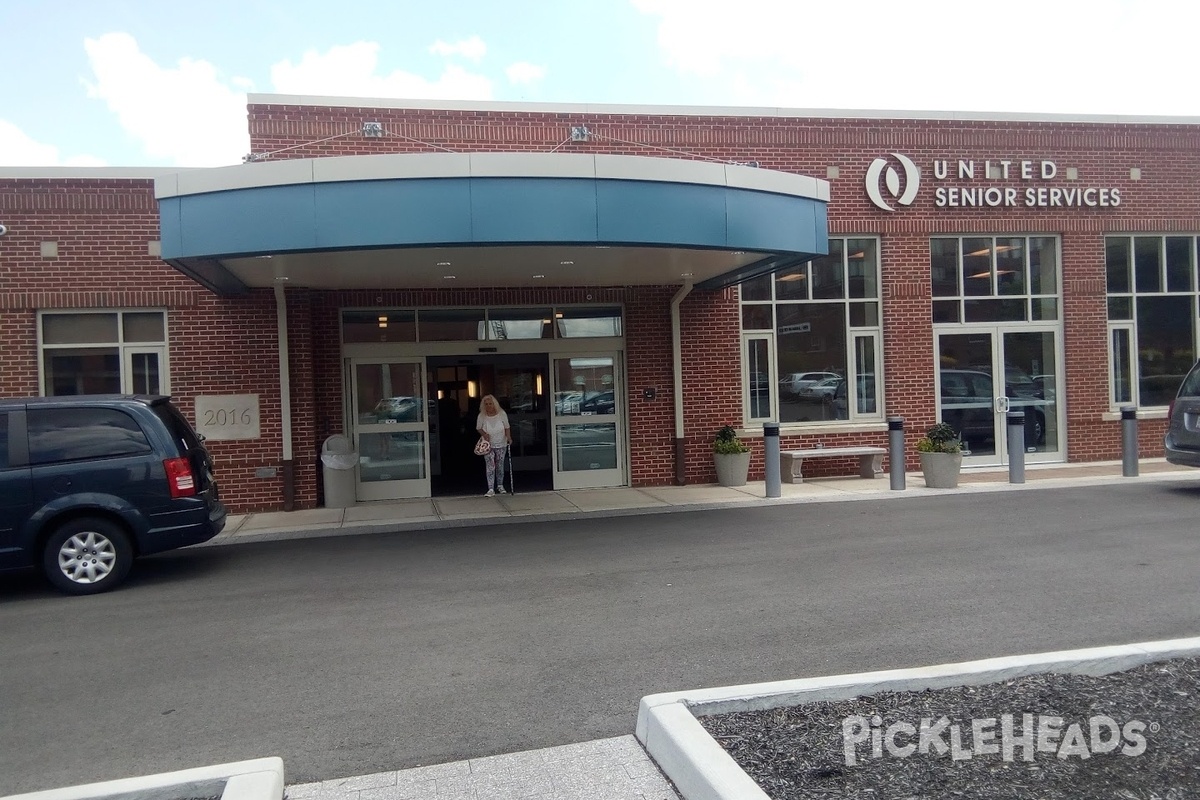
[714,452,751,487]
[636,637,1200,800]
[919,451,963,488]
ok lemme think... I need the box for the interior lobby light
[468,380,478,398]
[778,273,806,282]
[536,375,544,395]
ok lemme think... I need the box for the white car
[780,371,841,396]
[798,376,845,400]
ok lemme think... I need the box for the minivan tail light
[164,457,197,498]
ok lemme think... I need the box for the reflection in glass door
[936,328,1062,465]
[550,354,625,489]
[351,359,430,500]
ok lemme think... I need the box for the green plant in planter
[712,424,750,454]
[916,422,962,453]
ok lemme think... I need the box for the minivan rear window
[152,402,204,457]
[28,408,152,464]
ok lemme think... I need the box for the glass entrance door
[550,354,625,489]
[936,328,1062,465]
[350,358,430,500]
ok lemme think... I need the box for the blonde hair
[481,394,501,414]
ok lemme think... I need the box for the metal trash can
[321,434,358,508]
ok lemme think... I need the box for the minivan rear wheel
[42,518,133,595]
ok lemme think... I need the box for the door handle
[995,396,1010,413]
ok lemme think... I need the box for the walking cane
[506,444,514,495]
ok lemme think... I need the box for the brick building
[2,95,1198,513]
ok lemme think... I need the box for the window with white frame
[930,235,1060,323]
[39,311,168,396]
[739,238,883,425]
[1106,235,1199,407]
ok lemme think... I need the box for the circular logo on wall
[865,153,920,211]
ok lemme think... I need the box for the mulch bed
[699,657,1200,799]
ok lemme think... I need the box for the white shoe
[497,487,506,494]
[485,489,495,497]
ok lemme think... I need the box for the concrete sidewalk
[214,458,1193,546]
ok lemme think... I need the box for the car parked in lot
[939,368,1047,446]
[797,375,845,400]
[779,371,841,396]
[1165,359,1200,468]
[0,395,226,594]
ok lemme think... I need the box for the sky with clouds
[2,0,1197,168]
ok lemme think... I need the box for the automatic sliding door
[351,359,430,500]
[550,354,625,489]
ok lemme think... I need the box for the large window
[39,311,168,397]
[342,306,623,343]
[1106,235,1199,407]
[930,236,1060,323]
[740,238,882,425]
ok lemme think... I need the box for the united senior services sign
[866,153,1122,212]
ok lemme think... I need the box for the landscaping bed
[699,657,1200,799]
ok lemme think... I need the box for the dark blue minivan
[0,395,226,594]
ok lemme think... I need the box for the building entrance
[428,354,553,496]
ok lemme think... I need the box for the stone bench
[780,446,887,483]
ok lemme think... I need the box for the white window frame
[1104,234,1200,409]
[738,236,885,427]
[741,332,777,425]
[37,310,170,397]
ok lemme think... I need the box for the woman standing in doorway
[476,394,511,496]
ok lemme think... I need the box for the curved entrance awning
[155,153,828,294]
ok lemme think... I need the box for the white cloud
[429,36,487,62]
[0,120,107,167]
[506,62,546,85]
[83,32,250,166]
[631,0,1200,115]
[271,41,493,100]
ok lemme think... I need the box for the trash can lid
[322,434,353,455]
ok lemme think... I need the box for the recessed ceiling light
[680,272,693,278]
[560,260,574,265]
[533,274,546,278]
[731,251,745,256]
[436,261,452,266]
[442,275,456,279]
[273,275,289,282]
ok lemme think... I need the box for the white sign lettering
[869,153,1122,211]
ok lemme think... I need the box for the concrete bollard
[1122,406,1139,477]
[1007,411,1026,484]
[764,421,781,498]
[888,416,905,491]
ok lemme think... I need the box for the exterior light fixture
[536,375,544,395]
[442,275,456,280]
[436,261,452,266]
[533,274,545,279]
[560,261,574,266]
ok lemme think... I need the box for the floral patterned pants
[484,445,508,491]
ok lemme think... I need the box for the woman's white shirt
[477,410,510,446]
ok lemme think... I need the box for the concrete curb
[635,637,1200,800]
[0,758,285,800]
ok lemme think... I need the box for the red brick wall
[6,105,1199,513]
[246,101,1200,472]
[0,179,315,513]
